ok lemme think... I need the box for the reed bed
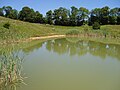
[0,49,25,90]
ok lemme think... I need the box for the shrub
[66,30,80,35]
[92,22,100,30]
[3,22,10,29]
[83,25,89,32]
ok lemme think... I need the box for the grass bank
[0,16,120,44]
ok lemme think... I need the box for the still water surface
[19,38,120,90]
[1,38,120,90]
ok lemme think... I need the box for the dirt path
[29,35,66,40]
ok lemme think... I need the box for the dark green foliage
[0,5,120,26]
[3,6,12,17]
[109,16,116,24]
[117,16,120,24]
[89,8,101,25]
[53,7,69,26]
[34,11,43,23]
[92,22,100,30]
[0,8,4,16]
[66,30,80,35]
[8,9,18,19]
[3,22,10,29]
[18,6,33,21]
[100,6,110,25]
[77,7,89,25]
[117,8,120,25]
[109,8,119,25]
[46,10,53,25]
[69,6,78,26]
[18,6,43,23]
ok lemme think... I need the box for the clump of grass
[83,25,89,32]
[66,30,80,35]
[0,50,25,89]
[3,22,10,29]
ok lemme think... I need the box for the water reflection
[45,38,120,60]
[19,38,120,90]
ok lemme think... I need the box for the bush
[83,25,89,32]
[66,30,80,35]
[3,22,10,29]
[92,22,100,30]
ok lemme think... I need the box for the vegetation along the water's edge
[0,6,120,44]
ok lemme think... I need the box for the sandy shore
[29,35,66,40]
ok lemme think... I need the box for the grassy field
[0,16,120,44]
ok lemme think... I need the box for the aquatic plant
[0,50,25,90]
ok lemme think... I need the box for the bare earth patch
[29,35,66,40]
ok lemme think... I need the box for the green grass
[0,16,120,44]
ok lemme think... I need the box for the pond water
[1,38,120,90]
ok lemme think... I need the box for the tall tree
[3,6,12,17]
[53,8,61,25]
[18,6,33,21]
[34,11,43,23]
[70,6,78,26]
[0,8,4,16]
[109,8,119,24]
[89,8,101,25]
[77,7,89,26]
[53,7,69,25]
[59,7,69,26]
[100,6,110,25]
[46,10,53,25]
[117,8,120,24]
[8,9,18,19]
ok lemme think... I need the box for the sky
[0,0,120,15]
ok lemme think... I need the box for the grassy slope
[0,16,120,43]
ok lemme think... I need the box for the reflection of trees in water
[0,40,45,55]
[45,38,120,60]
[22,40,44,54]
[0,48,25,90]
[46,39,69,55]
[89,41,107,59]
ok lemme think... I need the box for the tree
[18,6,33,21]
[53,7,69,25]
[18,6,44,23]
[69,6,78,26]
[59,7,69,26]
[0,8,4,16]
[3,6,12,17]
[26,8,36,22]
[117,8,120,24]
[46,10,53,25]
[89,8,101,25]
[109,8,119,24]
[77,7,89,26]
[34,11,43,23]
[8,9,18,19]
[100,6,110,25]
[53,9,60,25]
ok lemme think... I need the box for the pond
[0,38,120,90]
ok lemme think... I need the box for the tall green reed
[0,47,25,90]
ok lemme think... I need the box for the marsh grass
[0,48,25,90]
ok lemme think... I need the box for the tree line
[0,6,120,26]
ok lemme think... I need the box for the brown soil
[29,35,66,40]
